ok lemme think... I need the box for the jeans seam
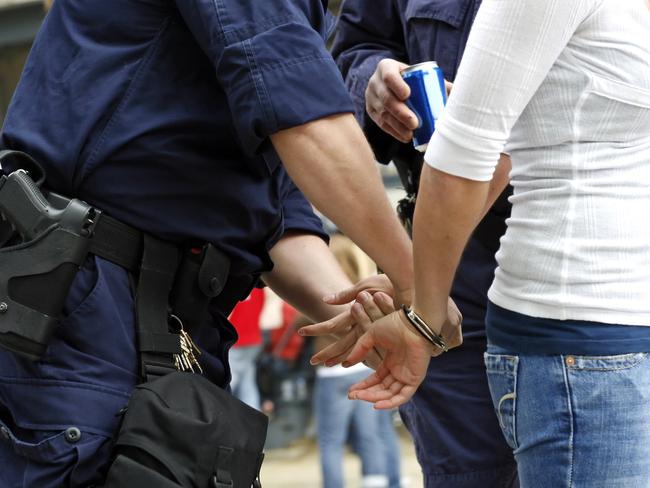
[562,356,575,488]
[570,352,648,371]
[512,358,519,450]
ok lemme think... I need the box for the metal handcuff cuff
[400,305,449,353]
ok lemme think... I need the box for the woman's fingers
[349,376,418,409]
[373,386,419,410]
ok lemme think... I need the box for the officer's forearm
[263,232,351,323]
[270,113,414,303]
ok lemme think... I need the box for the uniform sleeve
[424,0,601,181]
[330,0,407,163]
[278,169,328,242]
[174,0,354,155]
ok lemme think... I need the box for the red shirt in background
[270,303,303,361]
[229,288,264,348]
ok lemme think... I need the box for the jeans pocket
[484,352,519,450]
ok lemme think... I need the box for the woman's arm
[329,0,602,408]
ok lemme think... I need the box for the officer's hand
[303,291,394,369]
[366,59,419,143]
[322,273,414,310]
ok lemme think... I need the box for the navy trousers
[0,256,234,487]
[398,238,519,488]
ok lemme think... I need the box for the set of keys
[169,315,203,374]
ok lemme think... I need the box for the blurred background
[0,1,419,487]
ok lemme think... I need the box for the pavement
[260,424,424,488]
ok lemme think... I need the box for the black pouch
[102,372,268,488]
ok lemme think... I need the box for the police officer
[0,1,414,486]
[330,1,518,487]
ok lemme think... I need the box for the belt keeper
[400,305,449,353]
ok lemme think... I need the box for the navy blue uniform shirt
[0,4,355,479]
[1,0,355,278]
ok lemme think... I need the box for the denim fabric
[349,409,401,488]
[229,344,263,410]
[376,410,401,488]
[485,345,650,487]
[314,371,388,488]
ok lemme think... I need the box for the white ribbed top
[424,0,650,324]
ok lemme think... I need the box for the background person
[331,1,516,486]
[228,288,266,410]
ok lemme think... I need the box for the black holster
[0,151,230,362]
[0,151,98,360]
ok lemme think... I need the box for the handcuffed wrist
[400,305,449,353]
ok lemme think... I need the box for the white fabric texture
[425,0,650,324]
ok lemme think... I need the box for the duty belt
[0,150,230,381]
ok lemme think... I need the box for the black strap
[88,214,182,381]
[212,447,234,488]
[89,214,143,273]
[135,235,181,381]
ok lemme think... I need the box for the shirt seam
[559,82,592,318]
[256,54,334,73]
[242,39,278,136]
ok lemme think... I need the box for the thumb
[323,283,365,305]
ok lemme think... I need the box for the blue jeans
[229,344,262,410]
[349,409,401,488]
[314,371,388,488]
[376,410,401,488]
[485,345,650,487]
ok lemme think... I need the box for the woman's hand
[344,309,434,409]
[343,299,462,409]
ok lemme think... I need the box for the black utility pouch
[103,372,268,488]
